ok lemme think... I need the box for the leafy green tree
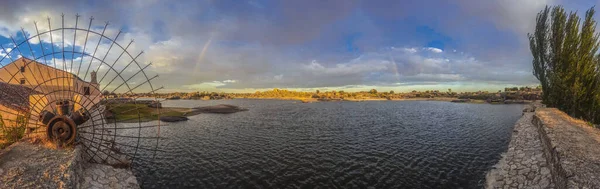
[529,6,551,103]
[530,5,600,123]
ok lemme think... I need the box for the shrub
[0,114,27,148]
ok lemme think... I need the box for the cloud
[401,47,418,54]
[455,0,555,36]
[0,48,11,59]
[304,59,389,76]
[424,47,443,53]
[0,0,552,92]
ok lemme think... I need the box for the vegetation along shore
[110,86,541,103]
[99,87,541,123]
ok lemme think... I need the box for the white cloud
[424,47,443,53]
[402,47,418,54]
[0,48,11,59]
[304,58,389,76]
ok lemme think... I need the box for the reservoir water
[129,99,523,188]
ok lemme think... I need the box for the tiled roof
[0,82,39,112]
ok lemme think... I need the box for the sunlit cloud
[0,0,556,92]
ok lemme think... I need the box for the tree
[369,89,378,94]
[529,6,551,103]
[529,5,600,123]
[389,90,395,94]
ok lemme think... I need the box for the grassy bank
[106,103,195,123]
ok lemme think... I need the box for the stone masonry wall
[485,110,553,189]
[533,108,600,188]
[487,106,600,189]
[531,113,567,188]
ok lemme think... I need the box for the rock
[451,99,471,103]
[192,104,248,114]
[104,109,115,119]
[148,102,162,108]
[93,169,105,178]
[522,105,536,112]
[300,99,315,103]
[159,116,189,122]
[166,96,181,100]
[539,178,550,187]
[126,176,138,184]
[540,167,550,175]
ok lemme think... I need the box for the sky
[0,0,596,93]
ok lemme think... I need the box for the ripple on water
[128,100,522,188]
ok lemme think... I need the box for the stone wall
[486,106,600,188]
[485,110,553,188]
[531,112,567,188]
[533,108,600,188]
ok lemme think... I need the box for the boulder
[166,96,181,100]
[522,105,536,112]
[148,102,162,108]
[104,109,115,119]
[193,104,248,114]
[451,99,471,103]
[159,116,189,122]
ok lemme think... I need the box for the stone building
[0,57,101,127]
[0,82,38,127]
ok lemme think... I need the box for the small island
[104,100,248,123]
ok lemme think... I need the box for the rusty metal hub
[46,116,77,145]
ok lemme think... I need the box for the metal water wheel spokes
[0,14,164,168]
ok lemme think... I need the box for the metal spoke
[0,15,163,169]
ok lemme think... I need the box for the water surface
[131,99,523,188]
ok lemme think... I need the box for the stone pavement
[0,142,139,189]
[485,112,553,189]
[80,163,139,189]
[0,142,80,188]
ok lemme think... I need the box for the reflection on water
[127,99,522,188]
